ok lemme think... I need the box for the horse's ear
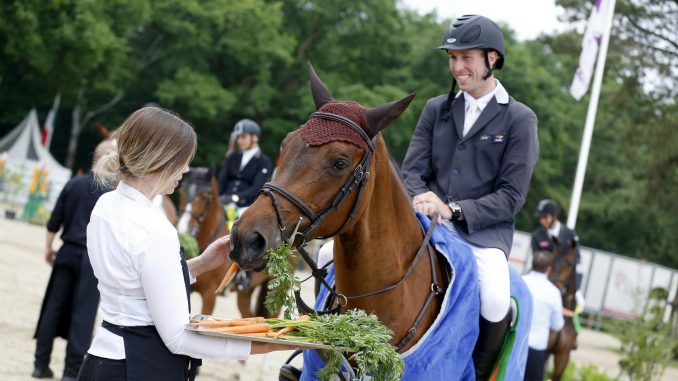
[308,62,334,110]
[365,92,416,137]
[551,236,560,247]
[96,123,111,140]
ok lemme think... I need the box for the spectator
[523,251,565,381]
[32,139,116,381]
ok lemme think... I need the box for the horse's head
[548,237,578,303]
[177,165,218,237]
[229,63,415,270]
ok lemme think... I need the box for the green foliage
[615,287,678,380]
[264,243,300,319]
[557,362,619,381]
[270,309,404,381]
[1,0,676,267]
[178,233,200,260]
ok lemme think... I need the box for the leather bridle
[259,111,376,244]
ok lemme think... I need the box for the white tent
[0,109,71,210]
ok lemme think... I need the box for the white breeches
[443,221,510,322]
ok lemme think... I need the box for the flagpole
[567,0,616,229]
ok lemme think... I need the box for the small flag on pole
[41,92,61,149]
[570,0,613,100]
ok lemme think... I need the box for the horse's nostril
[244,232,267,254]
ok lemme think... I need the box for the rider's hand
[412,191,452,222]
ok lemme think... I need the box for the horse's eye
[333,159,349,171]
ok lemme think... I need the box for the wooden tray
[186,314,351,352]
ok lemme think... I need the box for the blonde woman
[79,107,286,381]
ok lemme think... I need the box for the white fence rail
[510,231,678,323]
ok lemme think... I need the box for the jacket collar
[453,79,509,141]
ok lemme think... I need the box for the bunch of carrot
[191,315,311,339]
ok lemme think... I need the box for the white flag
[570,0,612,100]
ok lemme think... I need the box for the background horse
[546,239,579,381]
[177,166,277,317]
[228,64,532,380]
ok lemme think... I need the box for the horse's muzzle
[229,224,268,270]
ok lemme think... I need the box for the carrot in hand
[215,263,239,294]
[274,315,311,338]
[213,323,272,334]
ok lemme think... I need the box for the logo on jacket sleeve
[492,134,506,144]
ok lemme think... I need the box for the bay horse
[546,239,579,381]
[229,64,532,380]
[176,166,276,317]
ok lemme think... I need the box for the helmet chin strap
[482,49,494,80]
[441,78,457,121]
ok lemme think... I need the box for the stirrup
[278,350,303,381]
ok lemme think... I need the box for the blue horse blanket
[301,213,532,380]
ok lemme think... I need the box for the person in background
[79,107,289,381]
[217,118,272,213]
[400,14,539,380]
[217,118,272,291]
[531,199,582,289]
[32,139,116,381]
[523,251,565,381]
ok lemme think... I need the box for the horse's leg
[201,290,217,316]
[551,350,570,381]
[552,327,573,381]
[236,290,253,318]
[254,285,270,318]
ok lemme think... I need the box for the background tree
[0,0,676,268]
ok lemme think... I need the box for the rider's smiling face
[448,48,497,99]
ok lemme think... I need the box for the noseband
[259,111,376,244]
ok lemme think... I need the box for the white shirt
[240,146,260,170]
[547,220,562,240]
[460,79,509,137]
[523,271,565,350]
[86,181,250,360]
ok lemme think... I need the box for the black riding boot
[472,311,511,381]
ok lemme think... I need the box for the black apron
[102,249,201,381]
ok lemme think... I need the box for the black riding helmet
[233,118,261,138]
[438,15,505,71]
[535,199,560,217]
[438,15,506,119]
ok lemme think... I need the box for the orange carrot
[213,323,272,334]
[194,320,255,328]
[274,315,311,338]
[215,263,239,294]
[192,316,266,328]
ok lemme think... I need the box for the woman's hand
[187,235,231,278]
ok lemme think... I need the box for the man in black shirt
[32,141,114,381]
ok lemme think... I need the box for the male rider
[401,15,540,380]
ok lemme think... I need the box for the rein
[258,110,445,351]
